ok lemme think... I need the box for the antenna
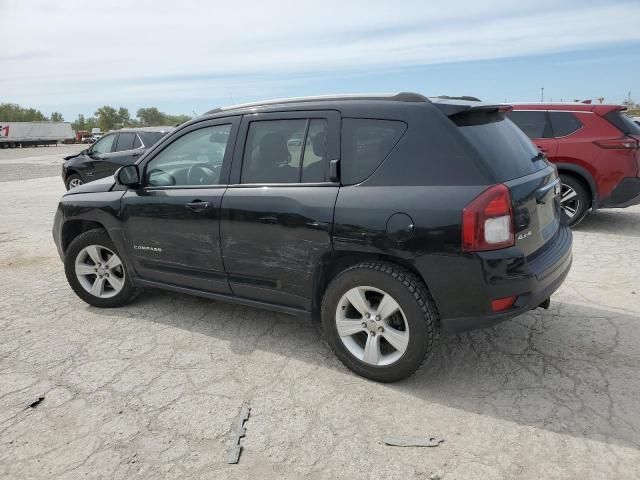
[229,92,236,104]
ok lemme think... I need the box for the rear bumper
[599,177,640,208]
[436,225,573,332]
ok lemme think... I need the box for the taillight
[593,137,638,150]
[462,184,514,252]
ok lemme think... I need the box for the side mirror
[116,165,140,188]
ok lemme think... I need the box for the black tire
[559,174,590,227]
[64,229,137,308]
[65,174,84,190]
[321,261,438,382]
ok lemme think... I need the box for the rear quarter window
[453,110,547,181]
[140,131,165,147]
[507,110,552,139]
[341,119,407,185]
[549,112,582,137]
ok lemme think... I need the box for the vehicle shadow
[96,291,640,450]
[576,208,640,238]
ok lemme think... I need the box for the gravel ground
[0,146,639,479]
[0,144,83,182]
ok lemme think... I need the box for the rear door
[99,132,144,177]
[454,109,561,255]
[220,110,340,309]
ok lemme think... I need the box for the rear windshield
[452,110,547,181]
[605,111,640,135]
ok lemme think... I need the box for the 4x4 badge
[517,231,532,240]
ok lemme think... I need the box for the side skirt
[135,278,311,319]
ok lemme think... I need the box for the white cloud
[1,0,639,111]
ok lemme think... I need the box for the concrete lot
[0,146,639,479]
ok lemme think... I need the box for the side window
[340,119,407,185]
[241,119,307,183]
[133,135,142,149]
[144,124,232,187]
[91,134,115,154]
[115,132,136,152]
[549,112,582,137]
[507,111,552,139]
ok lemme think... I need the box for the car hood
[64,175,115,195]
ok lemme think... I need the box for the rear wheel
[321,262,438,382]
[559,174,590,227]
[64,229,137,308]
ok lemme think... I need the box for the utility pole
[540,87,544,102]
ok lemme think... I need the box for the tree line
[0,103,191,132]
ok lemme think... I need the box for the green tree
[94,105,119,132]
[0,103,47,121]
[117,107,131,128]
[50,111,64,122]
[71,114,86,132]
[136,107,165,126]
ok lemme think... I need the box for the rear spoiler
[591,104,627,116]
[433,101,513,117]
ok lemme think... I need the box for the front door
[120,118,240,294]
[221,110,340,309]
[84,133,118,182]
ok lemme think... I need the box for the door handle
[131,152,141,157]
[186,201,211,212]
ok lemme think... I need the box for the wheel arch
[311,251,433,319]
[61,219,107,253]
[555,162,598,209]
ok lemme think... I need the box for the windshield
[453,110,548,181]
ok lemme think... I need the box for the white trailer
[0,122,74,148]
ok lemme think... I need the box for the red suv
[508,103,640,226]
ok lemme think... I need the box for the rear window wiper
[531,151,546,162]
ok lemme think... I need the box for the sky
[1,0,640,120]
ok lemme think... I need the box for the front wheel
[66,174,84,190]
[321,262,438,382]
[64,229,137,308]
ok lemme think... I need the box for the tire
[321,261,438,382]
[65,174,84,190]
[64,229,137,308]
[559,174,590,227]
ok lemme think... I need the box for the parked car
[62,127,173,189]
[52,93,572,382]
[508,103,640,226]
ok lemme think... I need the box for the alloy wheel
[560,182,580,220]
[335,286,409,366]
[74,245,125,298]
[68,178,83,189]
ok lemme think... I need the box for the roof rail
[205,92,429,115]
[434,95,482,102]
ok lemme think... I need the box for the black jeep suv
[62,126,173,190]
[53,93,572,382]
